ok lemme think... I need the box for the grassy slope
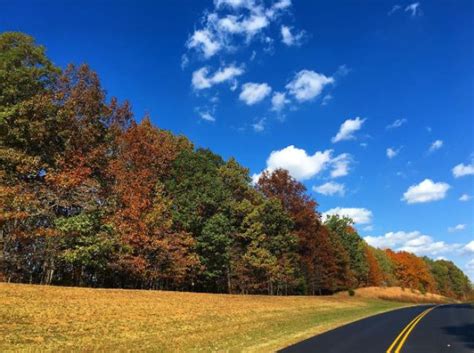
[338,286,452,304]
[0,283,410,352]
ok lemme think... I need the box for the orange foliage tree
[107,118,199,289]
[386,250,436,293]
[365,246,384,286]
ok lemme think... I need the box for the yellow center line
[393,306,438,353]
[386,305,438,353]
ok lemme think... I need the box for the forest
[0,32,471,299]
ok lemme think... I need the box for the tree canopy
[0,32,471,299]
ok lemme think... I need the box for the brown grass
[0,283,411,352]
[336,286,453,304]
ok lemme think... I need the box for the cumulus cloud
[186,29,222,59]
[271,91,290,112]
[386,147,401,159]
[312,181,345,196]
[264,145,333,180]
[322,207,373,224]
[459,194,471,202]
[386,118,407,129]
[254,145,353,182]
[428,140,443,153]
[332,117,366,143]
[214,0,251,9]
[239,82,272,105]
[452,163,474,178]
[448,224,466,233]
[217,13,269,38]
[192,65,244,90]
[266,0,292,17]
[405,2,421,17]
[281,25,305,46]
[463,241,474,253]
[402,179,450,204]
[186,0,298,59]
[330,153,351,178]
[286,70,334,102]
[364,230,462,256]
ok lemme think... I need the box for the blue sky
[2,0,473,279]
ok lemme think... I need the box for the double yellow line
[386,305,439,353]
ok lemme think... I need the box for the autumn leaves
[0,32,471,299]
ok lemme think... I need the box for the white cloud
[192,68,211,89]
[448,224,466,233]
[264,145,333,180]
[265,0,292,19]
[187,0,299,60]
[271,91,290,112]
[268,0,291,12]
[281,25,305,46]
[452,163,474,178]
[211,65,244,84]
[321,94,333,106]
[386,118,407,129]
[255,146,353,182]
[251,172,262,185]
[198,111,216,122]
[214,0,250,9]
[192,65,245,90]
[181,54,189,70]
[332,117,366,143]
[330,153,351,178]
[286,70,334,102]
[466,259,474,281]
[252,118,265,132]
[405,2,421,17]
[335,64,350,77]
[386,147,400,159]
[217,14,269,38]
[388,4,402,15]
[239,82,272,105]
[459,194,471,202]
[428,140,443,153]
[365,230,462,256]
[402,179,450,204]
[464,241,474,253]
[323,207,373,224]
[186,29,222,59]
[312,181,345,196]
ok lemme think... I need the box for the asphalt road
[279,304,474,353]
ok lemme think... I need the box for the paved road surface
[279,304,474,353]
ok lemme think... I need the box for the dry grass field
[337,286,452,304]
[0,283,413,352]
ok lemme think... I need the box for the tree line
[0,32,471,299]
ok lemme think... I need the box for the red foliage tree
[257,169,340,294]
